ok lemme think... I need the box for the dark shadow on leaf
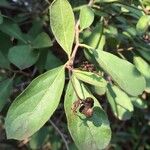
[132,67,143,77]
[107,84,132,120]
[78,106,109,127]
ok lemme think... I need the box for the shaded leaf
[0,78,13,111]
[0,32,12,69]
[28,20,43,39]
[29,127,50,149]
[8,45,39,70]
[106,84,134,120]
[32,32,52,49]
[50,0,75,57]
[45,51,63,70]
[0,0,10,5]
[0,51,10,69]
[0,20,26,43]
[94,50,146,96]
[131,97,147,109]
[0,12,3,24]
[5,66,65,140]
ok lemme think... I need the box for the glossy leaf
[73,69,107,88]
[5,66,65,140]
[106,84,134,120]
[50,0,75,57]
[136,15,150,35]
[94,50,146,96]
[79,6,94,30]
[32,32,52,49]
[134,56,150,93]
[8,45,39,70]
[64,78,111,150]
[0,78,13,111]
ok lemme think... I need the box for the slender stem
[79,43,94,50]
[49,120,69,150]
[69,0,95,66]
[66,0,95,99]
[70,20,80,66]
[88,0,95,6]
[68,70,81,100]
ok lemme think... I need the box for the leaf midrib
[59,0,69,53]
[8,67,64,122]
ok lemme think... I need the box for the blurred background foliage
[0,0,150,149]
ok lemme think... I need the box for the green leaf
[29,127,50,149]
[0,0,10,6]
[142,0,150,6]
[5,66,65,140]
[91,85,106,96]
[105,25,118,37]
[64,79,111,150]
[45,51,63,70]
[32,32,53,49]
[135,41,150,62]
[94,50,146,96]
[50,0,75,57]
[85,23,104,49]
[95,0,120,3]
[0,32,12,55]
[8,45,39,70]
[28,20,43,39]
[73,69,107,88]
[131,97,147,109]
[0,78,13,111]
[134,56,150,93]
[36,49,49,73]
[136,15,150,35]
[0,20,26,43]
[97,35,106,50]
[133,56,150,78]
[0,32,12,69]
[0,12,3,24]
[106,84,134,120]
[79,6,94,30]
[0,51,10,69]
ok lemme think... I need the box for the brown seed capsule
[79,97,94,117]
[79,105,93,117]
[82,97,94,108]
